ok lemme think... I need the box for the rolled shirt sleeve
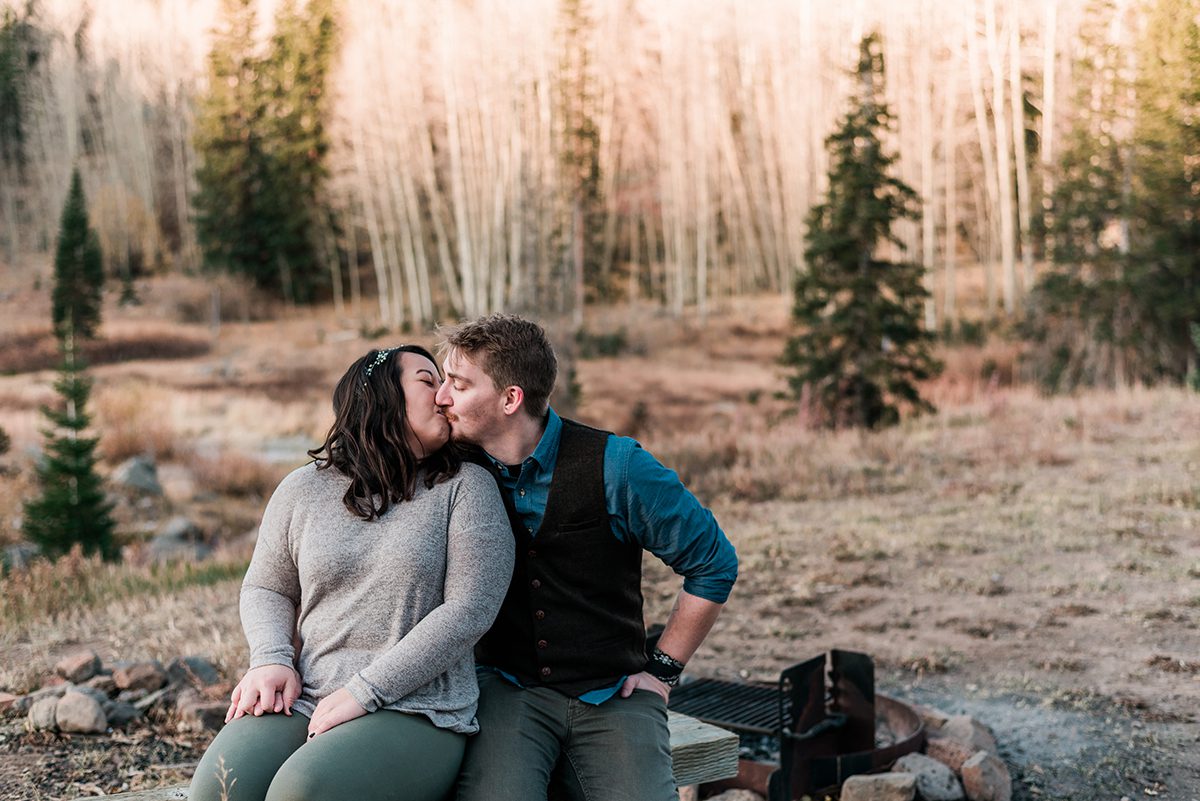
[604,436,738,603]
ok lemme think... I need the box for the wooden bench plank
[80,712,739,800]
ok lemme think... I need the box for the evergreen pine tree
[52,168,104,340]
[1029,0,1200,389]
[556,0,607,302]
[781,34,941,428]
[193,0,338,304]
[22,315,116,560]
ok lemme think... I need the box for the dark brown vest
[474,419,646,695]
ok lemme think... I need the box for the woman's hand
[226,664,302,723]
[306,688,367,739]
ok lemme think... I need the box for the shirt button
[537,639,548,649]
[519,489,526,497]
[526,526,533,533]
[528,549,537,558]
[540,667,552,678]
[534,610,546,620]
[530,579,541,589]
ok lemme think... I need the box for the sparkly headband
[361,347,400,388]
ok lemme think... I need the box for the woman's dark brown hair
[307,345,460,520]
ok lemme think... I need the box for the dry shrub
[922,337,1024,408]
[172,277,281,325]
[190,451,288,500]
[93,379,181,462]
[0,325,210,374]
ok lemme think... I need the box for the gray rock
[147,532,211,563]
[166,656,222,688]
[894,753,965,801]
[940,716,1000,757]
[0,691,17,714]
[104,700,142,728]
[117,688,149,704]
[112,456,163,495]
[1,542,38,572]
[926,736,976,773]
[841,773,917,801]
[55,649,102,683]
[175,688,227,732]
[15,684,68,715]
[961,751,1012,801]
[133,685,175,711]
[27,696,58,731]
[55,690,108,734]
[703,791,765,801]
[84,674,118,696]
[158,516,204,542]
[113,660,167,693]
[71,685,111,707]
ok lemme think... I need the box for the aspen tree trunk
[985,0,1017,315]
[943,43,960,326]
[1009,0,1035,295]
[1040,0,1058,253]
[966,0,1001,316]
[348,92,392,326]
[918,6,938,333]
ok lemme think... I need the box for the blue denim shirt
[480,408,739,703]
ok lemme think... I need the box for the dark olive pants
[455,671,676,801]
[189,710,465,801]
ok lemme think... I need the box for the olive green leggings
[189,710,466,801]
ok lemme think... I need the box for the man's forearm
[654,590,725,664]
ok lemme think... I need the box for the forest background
[1,0,1199,799]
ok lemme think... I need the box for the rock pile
[706,701,1012,801]
[835,704,1012,801]
[4,649,228,736]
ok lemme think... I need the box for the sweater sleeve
[240,470,303,670]
[345,466,514,712]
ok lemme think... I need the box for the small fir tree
[781,34,941,428]
[52,168,104,339]
[23,316,116,560]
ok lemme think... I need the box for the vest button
[540,667,552,678]
[537,639,548,649]
[534,610,545,620]
[530,579,541,589]
[528,549,537,558]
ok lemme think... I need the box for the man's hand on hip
[619,671,670,702]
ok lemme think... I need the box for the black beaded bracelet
[643,647,686,686]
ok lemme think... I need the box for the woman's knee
[189,714,309,801]
[264,755,336,801]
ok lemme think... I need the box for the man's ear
[501,385,525,417]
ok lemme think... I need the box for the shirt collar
[485,407,562,475]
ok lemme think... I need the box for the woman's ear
[501,385,525,417]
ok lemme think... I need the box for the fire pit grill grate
[669,678,787,736]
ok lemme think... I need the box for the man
[434,314,737,801]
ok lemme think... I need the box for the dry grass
[0,545,250,689]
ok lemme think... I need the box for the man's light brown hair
[438,314,557,418]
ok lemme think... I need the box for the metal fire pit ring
[667,651,926,800]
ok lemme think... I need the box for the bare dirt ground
[1,275,1198,800]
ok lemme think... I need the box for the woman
[190,345,514,801]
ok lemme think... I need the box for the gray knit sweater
[240,461,513,734]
